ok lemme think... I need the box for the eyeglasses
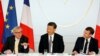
[14,31,22,34]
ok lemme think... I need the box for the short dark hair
[85,27,94,35]
[48,22,57,29]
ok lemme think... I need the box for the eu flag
[3,0,18,44]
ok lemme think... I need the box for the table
[0,53,100,56]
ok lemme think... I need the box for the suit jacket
[38,33,64,53]
[2,35,29,53]
[73,37,99,54]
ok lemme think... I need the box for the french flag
[0,0,4,52]
[20,0,35,51]
[95,7,100,48]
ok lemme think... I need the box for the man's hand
[88,51,96,55]
[4,49,12,54]
[72,51,79,55]
[21,42,29,49]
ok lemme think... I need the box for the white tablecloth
[0,53,100,56]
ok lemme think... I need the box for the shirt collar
[48,34,55,41]
[49,34,54,38]
[15,37,20,41]
[85,37,91,42]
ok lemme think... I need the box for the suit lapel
[88,37,92,51]
[18,36,23,52]
[45,34,49,52]
[11,36,15,52]
[19,37,22,45]
[81,37,85,51]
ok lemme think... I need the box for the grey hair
[11,26,22,33]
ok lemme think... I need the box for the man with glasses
[2,26,29,54]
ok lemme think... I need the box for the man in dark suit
[72,27,99,55]
[38,22,64,53]
[2,26,29,54]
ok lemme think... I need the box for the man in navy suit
[72,27,99,55]
[38,22,64,53]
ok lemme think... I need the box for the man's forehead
[84,30,90,33]
[14,29,22,32]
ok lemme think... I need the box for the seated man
[72,27,99,55]
[2,26,29,54]
[38,22,65,53]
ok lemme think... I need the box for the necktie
[14,39,19,54]
[83,39,88,54]
[49,36,52,53]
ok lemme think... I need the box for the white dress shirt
[82,37,91,54]
[14,37,20,54]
